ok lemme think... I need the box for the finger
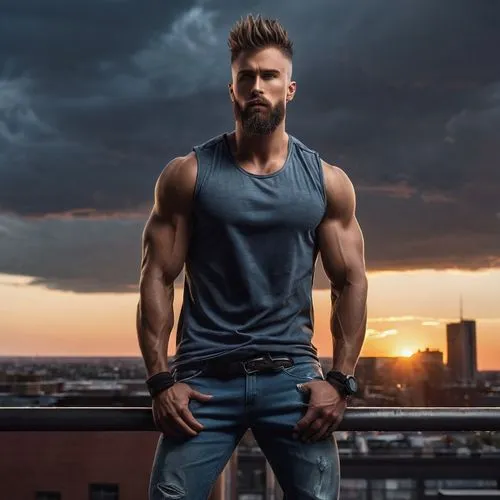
[313,415,342,443]
[310,419,335,443]
[162,405,198,436]
[301,418,325,442]
[294,407,318,434]
[189,389,213,402]
[178,406,204,432]
[158,415,178,438]
[170,410,199,437]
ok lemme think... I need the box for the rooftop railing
[1,407,499,432]
[1,407,500,500]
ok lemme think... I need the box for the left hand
[293,380,347,443]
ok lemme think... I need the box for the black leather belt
[183,354,294,378]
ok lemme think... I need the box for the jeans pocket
[173,368,204,384]
[280,361,324,382]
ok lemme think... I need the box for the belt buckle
[242,356,264,374]
[271,356,294,367]
[242,354,281,374]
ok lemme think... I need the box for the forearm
[330,276,368,374]
[136,274,175,377]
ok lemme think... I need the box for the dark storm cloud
[0,214,144,293]
[0,212,184,293]
[0,0,499,292]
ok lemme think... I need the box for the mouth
[248,101,267,108]
[248,104,267,111]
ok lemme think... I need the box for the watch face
[346,376,358,394]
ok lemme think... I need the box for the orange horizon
[1,268,499,370]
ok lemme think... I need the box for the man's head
[227,15,296,136]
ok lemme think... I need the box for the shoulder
[157,152,198,190]
[154,152,198,213]
[290,135,317,155]
[320,159,356,222]
[289,135,322,165]
[320,160,354,193]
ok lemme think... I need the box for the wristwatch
[325,370,358,397]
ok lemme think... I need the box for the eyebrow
[237,68,282,75]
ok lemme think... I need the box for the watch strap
[325,370,353,397]
[326,376,349,397]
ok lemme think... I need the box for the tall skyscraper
[446,313,477,384]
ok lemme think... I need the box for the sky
[1,1,499,368]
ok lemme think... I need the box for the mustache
[246,99,270,108]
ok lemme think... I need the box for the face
[229,47,296,136]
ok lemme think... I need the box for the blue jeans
[149,354,340,499]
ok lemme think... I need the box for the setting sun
[400,348,416,358]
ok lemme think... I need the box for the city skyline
[1,2,499,368]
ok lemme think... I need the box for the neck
[233,121,288,164]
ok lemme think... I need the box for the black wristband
[325,375,348,398]
[146,371,175,398]
[325,370,358,397]
[325,370,349,396]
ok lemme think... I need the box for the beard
[233,99,285,136]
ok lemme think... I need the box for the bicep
[140,157,195,285]
[141,212,188,285]
[317,162,366,288]
[317,216,366,288]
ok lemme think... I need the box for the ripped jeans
[148,354,340,500]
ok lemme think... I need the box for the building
[355,357,405,386]
[410,349,445,382]
[446,320,477,384]
[0,431,234,500]
[406,349,445,406]
[2,429,500,500]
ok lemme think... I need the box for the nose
[251,75,263,94]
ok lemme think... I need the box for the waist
[173,352,310,379]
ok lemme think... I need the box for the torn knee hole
[156,482,186,499]
[317,455,329,472]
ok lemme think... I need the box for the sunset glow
[399,348,415,358]
[2,268,500,369]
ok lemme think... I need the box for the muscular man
[137,14,368,500]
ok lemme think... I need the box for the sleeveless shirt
[171,132,327,369]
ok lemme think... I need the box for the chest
[195,168,325,232]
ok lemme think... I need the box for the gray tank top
[172,132,327,369]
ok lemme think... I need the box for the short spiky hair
[228,14,293,64]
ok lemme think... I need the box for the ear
[286,81,297,103]
[228,83,234,102]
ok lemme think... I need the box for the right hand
[152,382,213,438]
